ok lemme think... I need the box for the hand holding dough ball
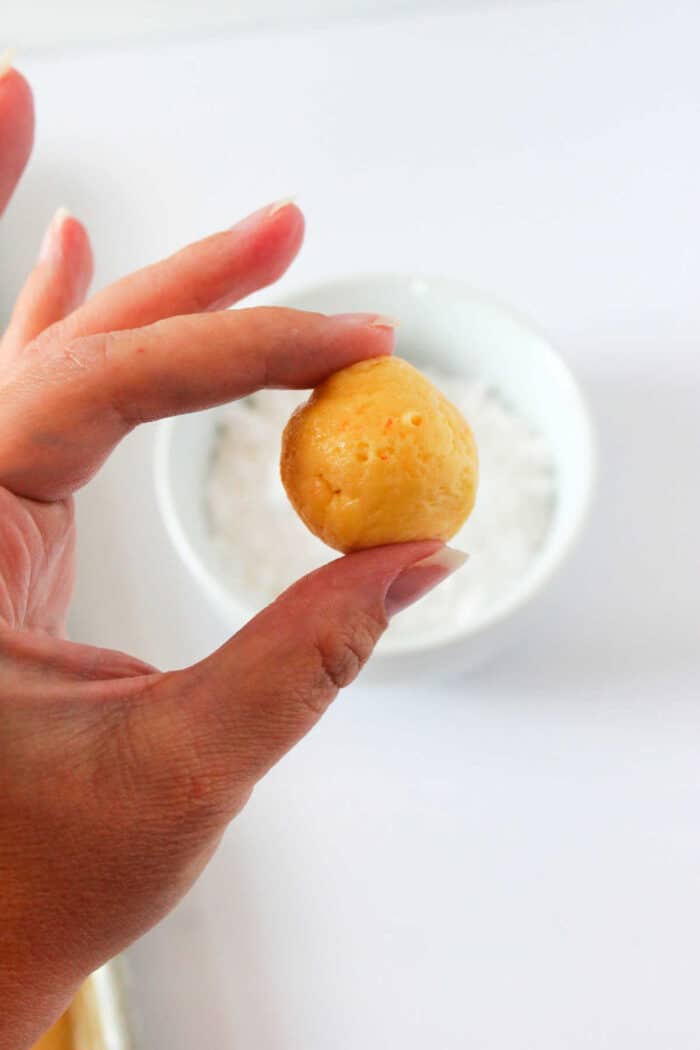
[280,356,478,553]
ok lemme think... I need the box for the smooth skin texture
[281,356,478,552]
[0,64,466,1047]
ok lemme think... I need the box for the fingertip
[256,199,305,272]
[33,208,94,315]
[326,538,444,590]
[0,48,15,80]
[211,200,305,307]
[43,210,94,280]
[284,538,443,618]
[1,54,22,84]
[233,198,304,243]
[62,213,94,266]
[321,311,397,366]
[285,202,306,250]
[267,198,304,227]
[61,214,95,304]
[0,66,35,203]
[0,64,34,124]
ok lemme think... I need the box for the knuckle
[57,332,141,428]
[42,328,107,374]
[63,331,115,375]
[25,329,115,392]
[62,333,97,367]
[312,609,386,699]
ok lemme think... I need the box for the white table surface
[4,0,475,52]
[4,2,700,1046]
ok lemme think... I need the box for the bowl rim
[154,272,598,655]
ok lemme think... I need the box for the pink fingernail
[38,207,71,264]
[385,547,468,617]
[230,197,297,233]
[0,49,14,80]
[268,196,297,215]
[332,312,400,329]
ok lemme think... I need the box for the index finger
[0,308,396,500]
[0,60,34,217]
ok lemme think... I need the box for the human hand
[0,61,464,1047]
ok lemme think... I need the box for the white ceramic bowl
[155,275,595,680]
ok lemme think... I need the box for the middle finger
[52,200,303,344]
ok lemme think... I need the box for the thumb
[131,540,466,812]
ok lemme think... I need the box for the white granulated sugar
[206,370,556,648]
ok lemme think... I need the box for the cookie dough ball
[280,356,478,552]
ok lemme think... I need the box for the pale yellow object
[31,969,121,1049]
[31,1013,72,1050]
[281,356,478,552]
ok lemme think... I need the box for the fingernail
[385,547,468,617]
[0,48,15,79]
[38,207,71,264]
[268,196,297,215]
[332,312,399,329]
[230,197,297,233]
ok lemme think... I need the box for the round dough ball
[280,356,478,552]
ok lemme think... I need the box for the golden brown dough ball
[280,356,478,553]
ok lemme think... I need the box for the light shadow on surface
[128,822,289,1050]
[460,363,700,702]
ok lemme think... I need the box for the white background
[3,1,700,1047]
